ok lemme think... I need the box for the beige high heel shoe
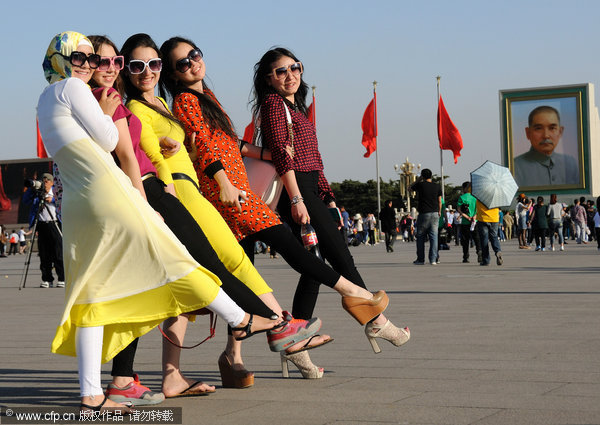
[364,320,410,354]
[280,351,323,379]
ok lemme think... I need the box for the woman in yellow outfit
[128,95,265,295]
[37,31,285,410]
[122,33,328,386]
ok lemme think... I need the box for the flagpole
[437,76,445,202]
[311,86,316,127]
[373,81,381,237]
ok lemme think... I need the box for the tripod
[18,191,63,290]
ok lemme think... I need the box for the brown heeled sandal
[341,290,389,325]
[218,351,254,389]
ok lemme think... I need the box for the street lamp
[394,158,421,213]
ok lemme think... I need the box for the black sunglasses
[175,48,203,73]
[51,51,101,69]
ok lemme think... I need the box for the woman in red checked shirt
[252,48,411,352]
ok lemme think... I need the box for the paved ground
[1,237,599,425]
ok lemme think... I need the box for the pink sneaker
[106,374,164,406]
[267,311,322,352]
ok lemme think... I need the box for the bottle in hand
[301,222,322,260]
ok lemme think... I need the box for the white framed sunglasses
[126,58,162,74]
[268,62,303,80]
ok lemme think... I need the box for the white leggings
[76,326,103,397]
[209,288,246,327]
[75,288,245,396]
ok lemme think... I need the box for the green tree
[430,175,462,210]
[331,178,404,216]
[330,176,463,216]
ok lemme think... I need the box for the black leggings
[244,171,367,320]
[241,224,341,289]
[112,338,138,377]
[111,176,275,377]
[143,177,274,318]
[534,228,547,248]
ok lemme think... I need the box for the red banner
[242,121,255,143]
[361,93,377,158]
[437,95,463,164]
[307,93,316,128]
[36,118,48,158]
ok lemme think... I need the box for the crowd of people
[514,194,599,251]
[335,168,600,266]
[33,31,410,413]
[0,225,32,257]
[314,186,600,263]
[333,204,416,251]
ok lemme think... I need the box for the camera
[24,179,43,190]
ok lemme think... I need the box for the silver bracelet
[291,195,304,206]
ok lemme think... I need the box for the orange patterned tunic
[173,88,280,241]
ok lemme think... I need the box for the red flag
[437,95,463,164]
[361,92,377,158]
[242,120,255,143]
[0,166,12,211]
[307,93,316,127]
[36,118,48,158]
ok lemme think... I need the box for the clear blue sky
[3,0,599,185]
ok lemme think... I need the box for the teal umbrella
[470,160,518,209]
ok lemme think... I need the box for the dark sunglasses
[126,58,162,74]
[97,56,124,71]
[51,51,101,69]
[268,62,303,80]
[175,48,203,73]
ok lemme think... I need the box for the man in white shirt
[17,227,32,254]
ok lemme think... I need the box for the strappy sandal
[80,396,132,416]
[284,335,334,355]
[80,396,108,413]
[232,314,287,341]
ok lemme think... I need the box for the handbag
[243,101,293,210]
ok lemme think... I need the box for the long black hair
[159,36,237,140]
[120,33,181,127]
[88,35,125,96]
[251,47,309,119]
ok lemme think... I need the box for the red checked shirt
[260,93,335,202]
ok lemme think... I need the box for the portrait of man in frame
[501,86,588,191]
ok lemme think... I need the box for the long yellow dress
[38,78,222,363]
[127,99,271,297]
